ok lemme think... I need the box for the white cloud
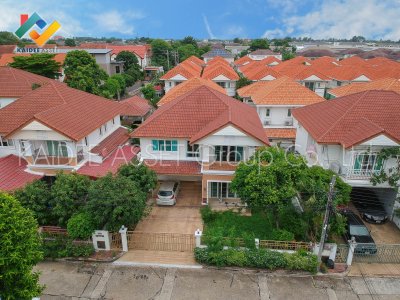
[267,0,400,40]
[226,25,245,37]
[266,0,299,15]
[202,14,217,39]
[91,10,142,35]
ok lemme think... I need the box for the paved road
[35,261,400,300]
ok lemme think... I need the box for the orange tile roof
[265,128,297,139]
[0,155,43,191]
[90,127,130,158]
[0,66,53,98]
[242,65,282,81]
[132,86,269,145]
[0,78,123,141]
[119,95,152,116]
[292,90,400,148]
[185,55,204,67]
[0,45,16,55]
[158,77,226,106]
[234,56,253,66]
[143,160,201,176]
[237,76,324,105]
[0,53,66,67]
[207,56,231,66]
[160,62,201,80]
[328,78,400,97]
[79,43,150,58]
[202,62,239,81]
[277,64,330,81]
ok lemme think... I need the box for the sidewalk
[348,263,400,277]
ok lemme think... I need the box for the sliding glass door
[210,182,237,199]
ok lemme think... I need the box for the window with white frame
[187,142,199,157]
[287,109,292,117]
[152,139,178,152]
[352,152,384,175]
[266,108,271,117]
[214,146,244,162]
[0,136,14,147]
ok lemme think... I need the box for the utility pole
[317,175,336,271]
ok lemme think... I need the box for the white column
[195,229,202,247]
[346,237,357,266]
[255,238,260,249]
[119,225,128,252]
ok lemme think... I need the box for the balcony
[205,161,239,171]
[343,168,381,180]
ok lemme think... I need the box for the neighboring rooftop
[119,95,152,116]
[237,76,324,105]
[158,77,226,106]
[249,49,277,56]
[328,78,400,98]
[0,53,67,67]
[132,85,269,145]
[292,90,400,148]
[202,48,235,58]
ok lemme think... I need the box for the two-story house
[0,67,137,190]
[292,90,400,224]
[160,56,203,93]
[201,57,239,96]
[132,85,269,205]
[237,76,324,147]
[248,49,282,61]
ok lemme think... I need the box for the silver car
[156,181,180,205]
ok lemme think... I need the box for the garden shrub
[194,247,317,273]
[67,212,96,240]
[41,235,94,259]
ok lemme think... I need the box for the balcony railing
[343,168,381,180]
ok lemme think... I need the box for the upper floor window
[0,136,13,147]
[305,82,315,91]
[216,82,226,88]
[266,108,271,117]
[99,127,103,136]
[152,139,178,152]
[115,66,120,73]
[287,109,292,117]
[84,137,88,146]
[187,142,199,157]
[215,146,244,162]
[353,153,383,174]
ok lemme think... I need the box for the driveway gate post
[346,237,357,266]
[195,229,202,247]
[119,225,128,252]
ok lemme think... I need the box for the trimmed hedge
[194,247,318,273]
[42,235,94,259]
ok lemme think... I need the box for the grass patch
[201,207,295,243]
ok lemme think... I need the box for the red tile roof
[265,128,297,139]
[90,127,130,158]
[0,155,43,191]
[234,56,253,66]
[0,53,66,67]
[143,159,201,176]
[79,43,151,59]
[132,85,269,145]
[202,62,239,81]
[292,90,400,148]
[328,78,400,97]
[158,77,226,106]
[237,76,324,105]
[160,63,201,80]
[0,45,16,55]
[242,64,282,81]
[0,76,123,141]
[119,95,152,116]
[77,145,139,178]
[249,49,277,56]
[0,66,53,98]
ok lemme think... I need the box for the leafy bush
[42,235,94,259]
[67,212,95,240]
[284,249,318,273]
[194,247,317,273]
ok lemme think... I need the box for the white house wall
[0,98,17,109]
[11,121,72,141]
[257,106,294,127]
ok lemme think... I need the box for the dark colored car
[342,210,377,255]
[351,187,388,224]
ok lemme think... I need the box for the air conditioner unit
[264,120,270,126]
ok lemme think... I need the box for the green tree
[10,53,61,79]
[0,31,19,44]
[101,74,126,99]
[86,173,147,231]
[181,36,197,47]
[249,39,269,51]
[233,37,243,44]
[177,44,198,61]
[118,159,157,193]
[0,193,44,299]
[67,212,95,240]
[236,76,252,90]
[371,147,400,194]
[141,83,158,106]
[151,39,173,70]
[13,180,55,225]
[63,50,108,95]
[50,172,91,226]
[64,38,76,47]
[115,50,140,71]
[282,49,296,61]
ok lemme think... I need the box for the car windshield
[349,225,370,236]
[159,191,172,197]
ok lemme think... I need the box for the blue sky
[1,0,399,40]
